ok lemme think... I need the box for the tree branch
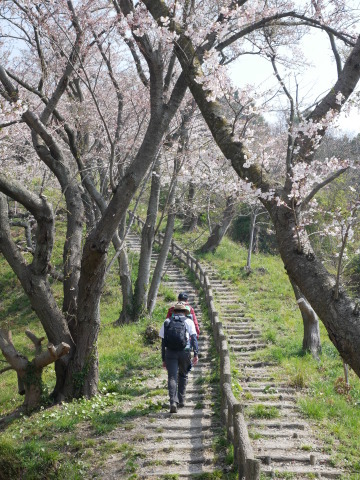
[33,342,70,369]
[301,167,348,211]
[216,12,355,52]
[0,330,28,371]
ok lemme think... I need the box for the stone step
[228,333,262,339]
[149,407,215,419]
[242,401,296,409]
[256,451,333,464]
[142,450,217,465]
[260,466,342,478]
[241,393,295,402]
[230,343,268,351]
[242,385,296,393]
[135,464,225,478]
[248,420,307,430]
[144,417,221,430]
[142,437,214,451]
[242,377,277,383]
[144,430,218,441]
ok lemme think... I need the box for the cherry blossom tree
[142,0,360,376]
[0,0,188,404]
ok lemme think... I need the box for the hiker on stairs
[160,302,199,413]
[166,292,200,338]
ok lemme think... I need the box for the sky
[229,29,360,138]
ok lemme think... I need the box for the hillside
[0,233,359,479]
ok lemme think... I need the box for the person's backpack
[164,314,187,351]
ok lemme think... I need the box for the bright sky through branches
[230,27,360,137]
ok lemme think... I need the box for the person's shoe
[178,402,185,408]
[170,402,177,413]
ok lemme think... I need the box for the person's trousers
[165,349,191,404]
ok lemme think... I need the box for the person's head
[173,301,190,314]
[178,292,188,302]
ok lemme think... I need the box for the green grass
[248,404,280,419]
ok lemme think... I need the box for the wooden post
[233,403,242,466]
[245,459,261,480]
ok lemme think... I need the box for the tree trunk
[147,204,176,315]
[270,204,360,371]
[116,215,134,325]
[133,157,161,318]
[21,363,43,412]
[199,196,236,253]
[183,182,198,231]
[246,211,257,272]
[62,182,85,341]
[290,279,321,358]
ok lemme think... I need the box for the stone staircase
[203,265,344,479]
[101,229,346,479]
[103,232,228,479]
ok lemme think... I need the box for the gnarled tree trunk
[290,279,321,358]
[199,196,236,253]
[0,329,70,411]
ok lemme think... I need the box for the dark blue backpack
[164,315,187,351]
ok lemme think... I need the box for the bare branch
[328,32,342,78]
[216,12,355,52]
[33,342,70,369]
[0,329,28,371]
[0,119,23,129]
[301,167,348,210]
